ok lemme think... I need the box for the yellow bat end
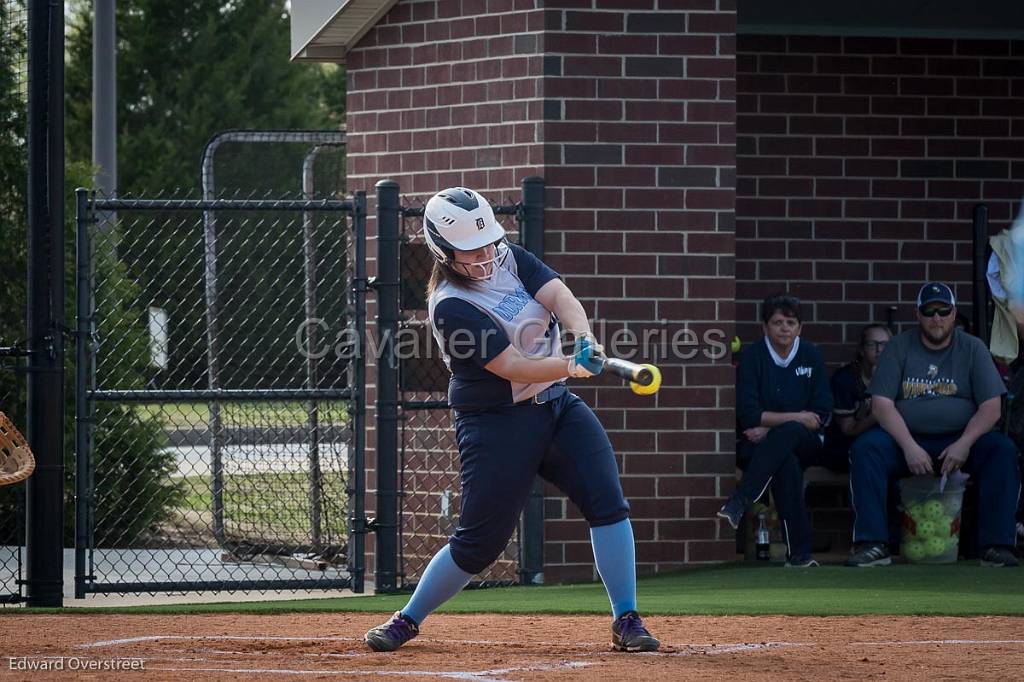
[630,364,661,396]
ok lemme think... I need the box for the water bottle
[755,510,771,561]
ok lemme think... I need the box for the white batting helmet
[422,187,506,265]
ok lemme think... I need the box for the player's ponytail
[426,260,474,298]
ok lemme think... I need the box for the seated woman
[718,293,832,567]
[823,324,894,471]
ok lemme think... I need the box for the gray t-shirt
[868,328,1005,434]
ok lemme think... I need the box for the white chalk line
[74,630,1024,675]
[81,633,1024,652]
[79,634,594,649]
[145,660,594,681]
[199,648,367,659]
[79,634,360,648]
[676,642,812,656]
[72,634,1024,679]
[853,639,1024,646]
[129,640,1024,681]
[664,639,1024,656]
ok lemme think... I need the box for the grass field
[33,563,1024,617]
[177,473,348,536]
[135,401,350,430]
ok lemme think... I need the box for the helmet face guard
[449,240,510,281]
[423,187,506,266]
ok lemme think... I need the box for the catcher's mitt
[0,412,35,486]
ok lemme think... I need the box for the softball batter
[364,187,659,653]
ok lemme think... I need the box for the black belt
[515,382,567,406]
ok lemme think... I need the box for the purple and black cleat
[364,611,419,652]
[611,611,660,652]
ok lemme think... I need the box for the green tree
[1,1,27,369]
[3,0,185,547]
[63,0,347,391]
[65,0,345,193]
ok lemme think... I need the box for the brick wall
[346,0,737,584]
[346,0,546,196]
[541,3,737,580]
[737,35,1024,365]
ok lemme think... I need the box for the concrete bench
[732,465,848,492]
[803,466,848,489]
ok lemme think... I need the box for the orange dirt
[0,613,1021,680]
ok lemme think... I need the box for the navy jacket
[736,337,833,432]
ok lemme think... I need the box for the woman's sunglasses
[920,305,953,318]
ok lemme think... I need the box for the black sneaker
[611,611,660,652]
[980,546,1019,567]
[365,611,419,652]
[784,555,820,568]
[716,491,747,531]
[844,543,892,567]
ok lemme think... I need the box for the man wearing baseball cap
[846,282,1020,567]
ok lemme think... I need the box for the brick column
[346,0,737,583]
[541,3,736,580]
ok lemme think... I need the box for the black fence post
[350,190,368,594]
[25,0,65,608]
[519,176,546,585]
[520,176,546,257]
[74,189,92,600]
[374,180,401,593]
[972,204,989,346]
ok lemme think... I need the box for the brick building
[291,1,1023,584]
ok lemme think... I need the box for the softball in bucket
[899,474,967,564]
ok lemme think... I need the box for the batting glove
[568,333,605,378]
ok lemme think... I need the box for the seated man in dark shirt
[846,282,1020,567]
[824,324,893,471]
[718,293,833,567]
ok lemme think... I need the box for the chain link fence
[393,183,544,589]
[74,132,367,596]
[0,0,29,605]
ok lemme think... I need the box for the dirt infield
[0,613,1021,680]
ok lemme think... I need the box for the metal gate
[373,178,546,591]
[74,190,367,596]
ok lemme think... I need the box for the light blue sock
[400,544,473,626]
[590,518,638,619]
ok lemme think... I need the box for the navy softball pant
[449,390,629,575]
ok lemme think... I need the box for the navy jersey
[428,243,562,409]
[823,362,864,463]
[736,337,833,432]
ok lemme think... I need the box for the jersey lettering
[492,285,532,322]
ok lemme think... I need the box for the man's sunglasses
[920,305,953,318]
